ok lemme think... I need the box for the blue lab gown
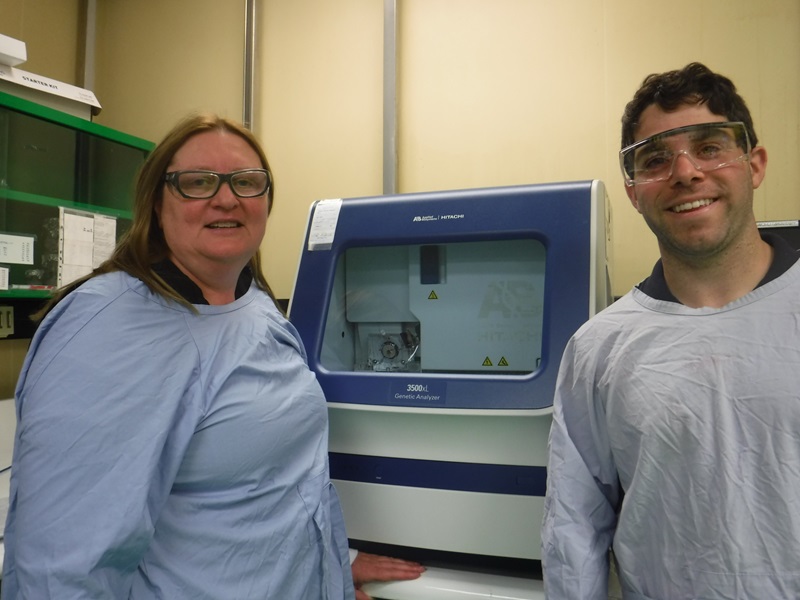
[2,270,354,599]
[542,252,800,599]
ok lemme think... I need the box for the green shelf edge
[0,188,133,220]
[0,90,155,151]
[0,289,53,299]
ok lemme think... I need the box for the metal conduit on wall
[240,0,399,192]
[244,0,257,131]
[383,0,398,195]
[81,0,98,93]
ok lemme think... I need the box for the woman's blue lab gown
[2,270,354,599]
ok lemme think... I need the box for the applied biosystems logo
[412,214,465,222]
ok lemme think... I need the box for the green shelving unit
[0,90,153,338]
[0,90,154,300]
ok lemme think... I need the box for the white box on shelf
[0,33,26,67]
[0,64,102,119]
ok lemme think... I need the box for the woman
[2,114,354,598]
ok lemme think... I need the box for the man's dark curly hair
[621,62,758,150]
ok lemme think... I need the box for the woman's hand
[351,552,426,600]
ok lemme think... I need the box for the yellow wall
[258,0,385,299]
[1,0,799,394]
[257,0,800,299]
[91,0,246,144]
[0,0,81,84]
[399,0,800,294]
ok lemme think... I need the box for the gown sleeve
[3,288,202,598]
[327,481,357,598]
[541,335,621,600]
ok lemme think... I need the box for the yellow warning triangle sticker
[482,357,493,367]
[498,357,509,367]
[428,290,439,300]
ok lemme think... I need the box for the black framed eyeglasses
[164,169,271,199]
[619,122,751,186]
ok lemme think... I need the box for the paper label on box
[307,198,342,251]
[57,208,118,287]
[0,233,34,265]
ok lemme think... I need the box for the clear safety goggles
[619,121,751,186]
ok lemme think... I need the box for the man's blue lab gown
[542,240,800,600]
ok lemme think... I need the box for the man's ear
[748,146,768,190]
[625,184,641,213]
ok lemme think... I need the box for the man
[541,62,800,599]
